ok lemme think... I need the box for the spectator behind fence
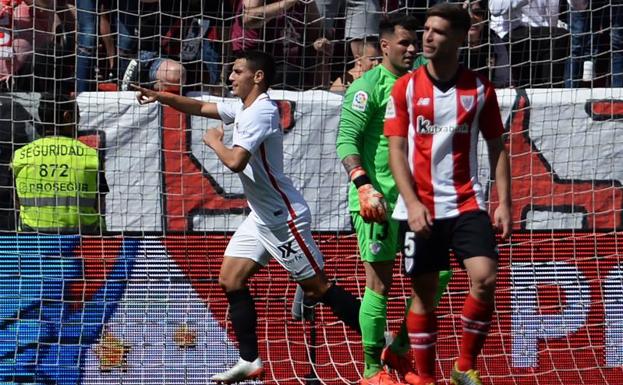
[0,0,32,87]
[330,37,381,92]
[4,0,75,93]
[11,93,108,234]
[565,0,623,87]
[460,0,510,88]
[0,0,59,91]
[315,0,383,62]
[159,0,228,90]
[230,0,332,90]
[392,0,445,27]
[489,0,569,88]
[118,0,186,92]
[76,0,116,92]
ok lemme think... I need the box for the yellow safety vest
[11,136,105,233]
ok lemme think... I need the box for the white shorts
[224,213,325,281]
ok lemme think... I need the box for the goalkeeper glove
[350,167,387,223]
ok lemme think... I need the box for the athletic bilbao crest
[460,95,474,111]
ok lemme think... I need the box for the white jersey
[217,93,310,227]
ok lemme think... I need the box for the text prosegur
[18,182,91,193]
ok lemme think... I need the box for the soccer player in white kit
[133,51,361,383]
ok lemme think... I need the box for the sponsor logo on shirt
[384,96,396,119]
[352,91,369,112]
[416,97,430,106]
[417,115,469,134]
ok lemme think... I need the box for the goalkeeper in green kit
[336,14,451,385]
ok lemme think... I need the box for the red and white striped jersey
[384,66,504,220]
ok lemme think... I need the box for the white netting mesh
[0,1,622,384]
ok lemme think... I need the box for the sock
[457,294,494,372]
[226,288,259,362]
[359,287,388,378]
[434,270,452,306]
[390,297,411,356]
[393,270,452,355]
[406,311,437,381]
[320,284,361,334]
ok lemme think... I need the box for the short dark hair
[426,3,472,35]
[37,93,78,136]
[378,14,420,39]
[236,50,276,87]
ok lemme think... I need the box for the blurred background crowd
[0,0,620,95]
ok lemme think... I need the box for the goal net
[0,1,622,384]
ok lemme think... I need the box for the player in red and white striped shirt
[384,4,511,385]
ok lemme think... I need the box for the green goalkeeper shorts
[352,211,400,263]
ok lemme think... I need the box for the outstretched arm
[242,0,299,29]
[132,84,220,119]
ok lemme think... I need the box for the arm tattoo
[341,155,362,177]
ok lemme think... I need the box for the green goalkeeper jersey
[336,57,426,212]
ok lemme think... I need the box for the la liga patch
[352,91,369,112]
[385,96,396,119]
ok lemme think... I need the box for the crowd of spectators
[0,0,620,94]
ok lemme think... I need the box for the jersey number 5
[403,231,416,274]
